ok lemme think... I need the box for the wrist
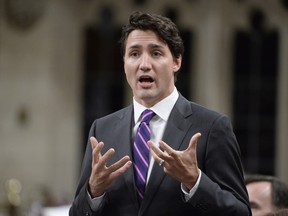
[88,182,104,198]
[183,170,199,190]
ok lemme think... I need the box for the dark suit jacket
[69,94,251,216]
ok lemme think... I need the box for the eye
[129,50,140,58]
[152,50,162,57]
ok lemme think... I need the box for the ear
[173,55,182,72]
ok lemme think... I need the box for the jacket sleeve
[187,115,251,216]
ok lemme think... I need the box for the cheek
[124,69,136,85]
[124,60,137,72]
[124,63,131,76]
[159,66,175,81]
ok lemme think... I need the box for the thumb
[187,132,201,152]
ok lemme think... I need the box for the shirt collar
[133,87,179,123]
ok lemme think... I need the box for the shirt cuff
[86,189,105,211]
[181,169,202,202]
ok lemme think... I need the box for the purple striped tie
[133,109,155,202]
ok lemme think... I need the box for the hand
[88,137,132,198]
[148,133,201,190]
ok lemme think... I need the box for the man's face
[124,29,181,107]
[246,181,274,216]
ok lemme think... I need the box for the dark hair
[245,174,288,210]
[119,11,184,60]
[273,209,288,216]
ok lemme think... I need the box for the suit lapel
[140,95,194,213]
[113,106,133,162]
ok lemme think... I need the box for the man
[69,11,251,216]
[266,209,288,216]
[245,174,288,216]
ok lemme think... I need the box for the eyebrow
[127,43,165,50]
[148,44,165,49]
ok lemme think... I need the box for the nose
[139,54,151,72]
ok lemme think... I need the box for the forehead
[126,30,167,48]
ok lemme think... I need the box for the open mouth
[139,75,154,83]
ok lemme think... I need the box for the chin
[140,94,163,106]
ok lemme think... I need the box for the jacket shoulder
[96,105,133,122]
[178,94,226,120]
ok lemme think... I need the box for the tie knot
[141,109,155,124]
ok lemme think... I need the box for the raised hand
[148,133,201,190]
[88,137,132,198]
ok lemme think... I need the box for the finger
[109,160,132,181]
[90,137,104,164]
[97,148,115,168]
[107,155,131,173]
[90,137,104,153]
[158,140,176,157]
[90,137,97,149]
[148,141,163,162]
[186,132,201,152]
